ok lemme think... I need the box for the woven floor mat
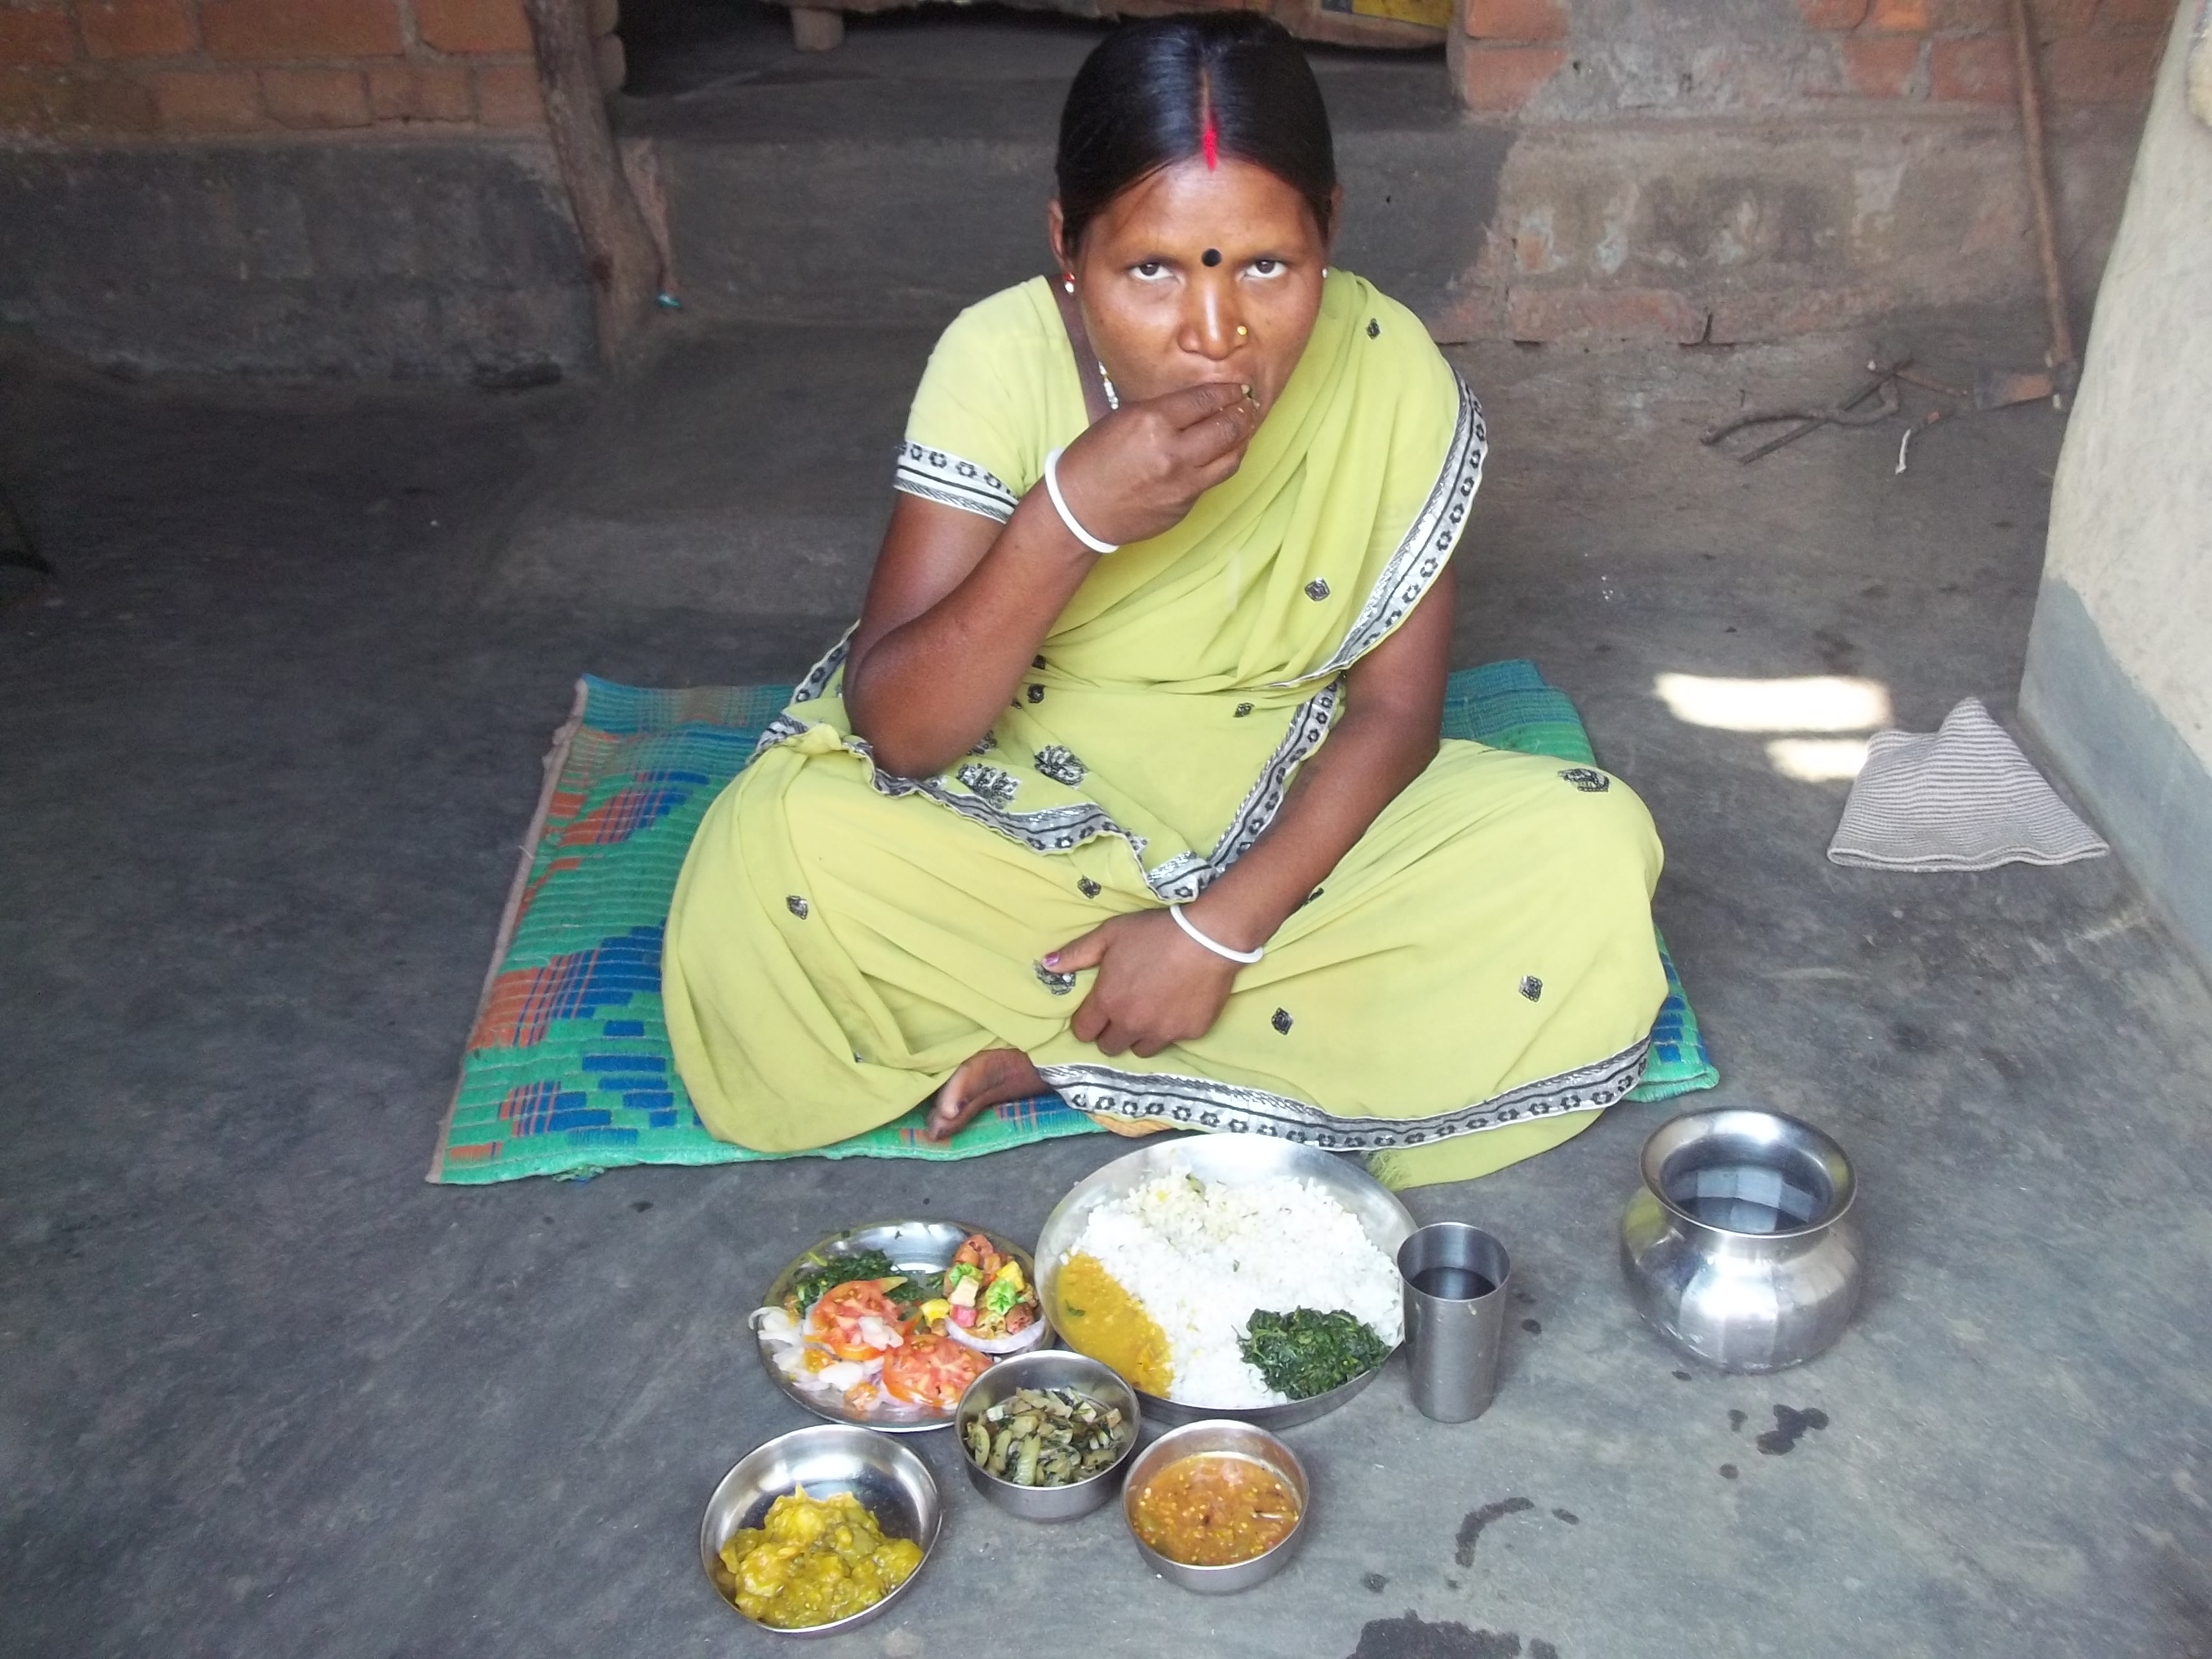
[430,659,1717,1183]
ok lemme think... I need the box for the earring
[1062,272,1076,294]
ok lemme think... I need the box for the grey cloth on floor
[1828,697,2110,872]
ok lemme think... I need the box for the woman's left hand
[1046,911,1244,1058]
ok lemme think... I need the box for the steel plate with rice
[1034,1138,1416,1429]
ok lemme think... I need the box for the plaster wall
[2021,0,2212,973]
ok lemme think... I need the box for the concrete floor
[5,299,2212,1659]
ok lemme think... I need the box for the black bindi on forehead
[1202,248,1222,267]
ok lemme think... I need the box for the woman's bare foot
[925,1047,1046,1142]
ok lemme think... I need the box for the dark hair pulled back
[1056,12,1338,254]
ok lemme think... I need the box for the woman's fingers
[1145,383,1255,468]
[1077,1004,1126,1055]
[1053,383,1259,546]
[1169,401,1258,469]
[1057,908,1235,1060]
[1189,447,1246,494]
[1044,926,1109,974]
[1157,380,1253,432]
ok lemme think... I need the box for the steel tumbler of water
[1397,1222,1513,1423]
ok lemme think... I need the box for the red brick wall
[0,0,615,135]
[1456,0,2173,115]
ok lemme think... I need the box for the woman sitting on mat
[663,12,1666,1190]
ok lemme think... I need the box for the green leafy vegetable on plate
[787,1249,927,1316]
[1239,1308,1391,1401]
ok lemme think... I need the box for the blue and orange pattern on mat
[432,662,1717,1183]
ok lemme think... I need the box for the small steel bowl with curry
[1120,1420,1309,1594]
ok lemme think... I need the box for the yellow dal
[1054,1251,1173,1397]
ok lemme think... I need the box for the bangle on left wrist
[1170,903,1265,965]
[1181,899,1270,957]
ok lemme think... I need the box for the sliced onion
[750,1307,801,1346]
[816,1359,868,1392]
[942,1314,1049,1356]
[855,1314,905,1352]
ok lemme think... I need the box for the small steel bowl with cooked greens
[952,1349,1142,1522]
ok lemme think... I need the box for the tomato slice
[880,1333,990,1408]
[807,1280,909,1361]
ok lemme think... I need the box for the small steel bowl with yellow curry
[698,1425,941,1635]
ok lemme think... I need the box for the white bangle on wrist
[1169,902,1265,965]
[1042,447,1118,555]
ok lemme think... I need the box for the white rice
[1060,1157,1404,1407]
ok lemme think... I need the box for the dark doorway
[616,0,1112,101]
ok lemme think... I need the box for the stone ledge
[0,138,594,376]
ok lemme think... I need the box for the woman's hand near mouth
[846,379,1254,778]
[1049,379,1260,550]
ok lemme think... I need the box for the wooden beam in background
[523,0,662,368]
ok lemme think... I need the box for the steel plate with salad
[751,1220,1047,1431]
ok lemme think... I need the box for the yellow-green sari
[663,270,1666,1186]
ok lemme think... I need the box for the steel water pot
[1619,1107,1864,1374]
